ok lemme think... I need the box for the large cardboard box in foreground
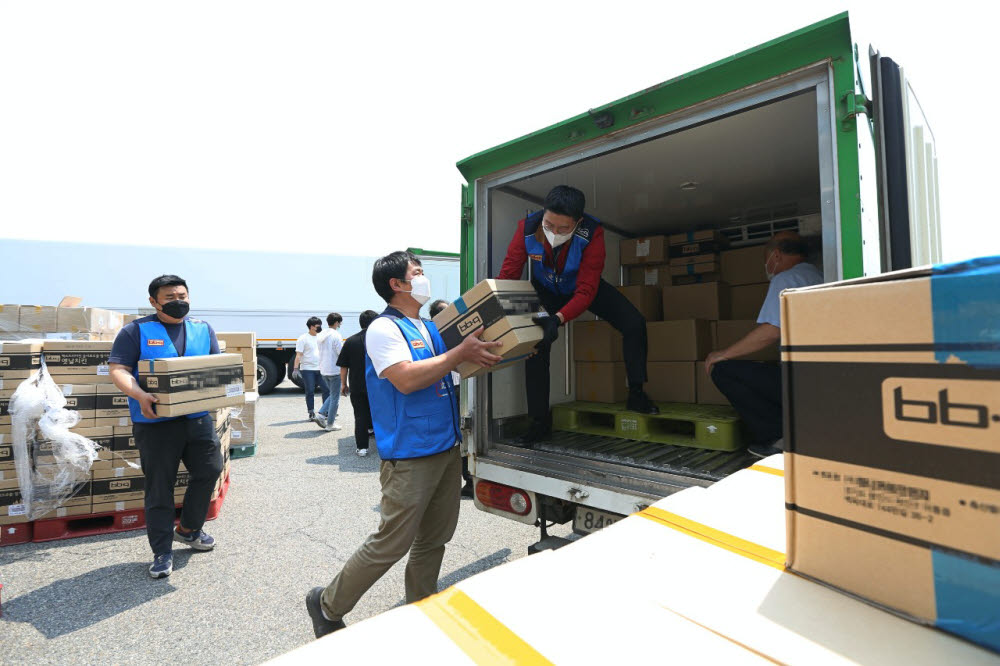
[781,259,1000,652]
[138,353,246,417]
[433,280,542,379]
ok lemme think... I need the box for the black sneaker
[306,587,346,639]
[514,421,551,448]
[461,482,474,498]
[626,389,659,414]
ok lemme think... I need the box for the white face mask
[544,227,575,248]
[764,251,778,281]
[406,275,432,305]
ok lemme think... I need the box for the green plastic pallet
[230,439,258,459]
[551,401,743,451]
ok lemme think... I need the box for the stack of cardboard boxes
[216,332,258,453]
[216,332,258,393]
[0,340,239,535]
[0,305,125,341]
[574,236,778,407]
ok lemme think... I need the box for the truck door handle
[568,488,589,501]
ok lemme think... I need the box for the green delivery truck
[455,12,942,548]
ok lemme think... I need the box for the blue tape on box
[932,549,1000,652]
[454,297,468,315]
[931,256,1000,368]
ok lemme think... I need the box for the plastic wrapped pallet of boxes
[137,353,245,417]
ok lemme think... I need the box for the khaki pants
[321,446,462,620]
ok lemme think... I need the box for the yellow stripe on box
[749,464,784,477]
[416,587,553,665]
[637,507,785,570]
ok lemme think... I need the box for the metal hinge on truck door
[843,92,872,127]
[461,416,473,431]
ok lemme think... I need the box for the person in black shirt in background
[338,310,378,457]
[428,299,473,498]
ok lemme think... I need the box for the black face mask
[161,300,190,319]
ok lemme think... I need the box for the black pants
[135,414,224,556]
[526,279,648,422]
[350,391,372,450]
[710,360,782,446]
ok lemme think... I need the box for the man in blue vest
[306,251,502,638]
[497,185,659,444]
[108,275,224,579]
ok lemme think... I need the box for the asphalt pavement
[0,380,572,664]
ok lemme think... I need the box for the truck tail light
[475,480,532,516]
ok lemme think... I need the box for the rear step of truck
[498,430,756,482]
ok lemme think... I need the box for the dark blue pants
[301,370,328,414]
[710,360,782,446]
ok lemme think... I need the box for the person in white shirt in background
[316,312,345,431]
[704,231,823,458]
[293,317,328,422]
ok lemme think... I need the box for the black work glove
[532,313,561,349]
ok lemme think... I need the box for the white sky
[1,1,997,263]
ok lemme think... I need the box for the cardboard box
[56,307,123,334]
[95,386,129,418]
[667,234,727,259]
[0,485,28,525]
[671,273,720,286]
[0,305,20,333]
[647,320,713,361]
[627,264,671,288]
[29,475,92,508]
[663,283,730,321]
[92,471,144,504]
[92,498,145,514]
[227,347,257,364]
[669,261,721,277]
[113,427,139,458]
[668,230,722,245]
[19,306,58,333]
[729,283,770,320]
[231,391,257,444]
[695,361,730,405]
[620,236,668,265]
[138,353,245,416]
[782,261,1000,651]
[575,362,627,403]
[721,245,769,286]
[216,332,256,348]
[573,321,623,362]
[0,390,12,426]
[616,286,662,322]
[669,252,719,267]
[716,320,779,361]
[646,362,696,403]
[34,426,114,465]
[0,435,14,470]
[433,279,543,379]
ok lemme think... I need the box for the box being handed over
[432,280,542,379]
[781,258,1000,653]
[138,353,245,417]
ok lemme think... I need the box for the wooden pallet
[552,401,743,451]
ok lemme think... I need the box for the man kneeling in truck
[497,185,659,446]
[704,231,822,458]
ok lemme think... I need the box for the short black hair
[372,251,421,303]
[326,312,342,327]
[428,299,448,318]
[307,316,322,329]
[543,185,586,220]
[148,275,187,299]
[359,310,378,330]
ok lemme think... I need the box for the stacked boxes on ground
[0,305,126,341]
[0,339,241,529]
[216,333,259,451]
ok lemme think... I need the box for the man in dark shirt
[108,275,224,579]
[338,310,377,456]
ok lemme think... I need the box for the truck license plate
[573,507,623,535]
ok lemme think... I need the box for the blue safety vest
[364,308,460,460]
[523,210,601,296]
[129,318,213,424]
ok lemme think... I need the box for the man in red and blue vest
[109,275,224,580]
[498,185,659,444]
[306,251,502,638]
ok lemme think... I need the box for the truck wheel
[256,356,282,395]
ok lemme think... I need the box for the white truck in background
[0,240,460,393]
